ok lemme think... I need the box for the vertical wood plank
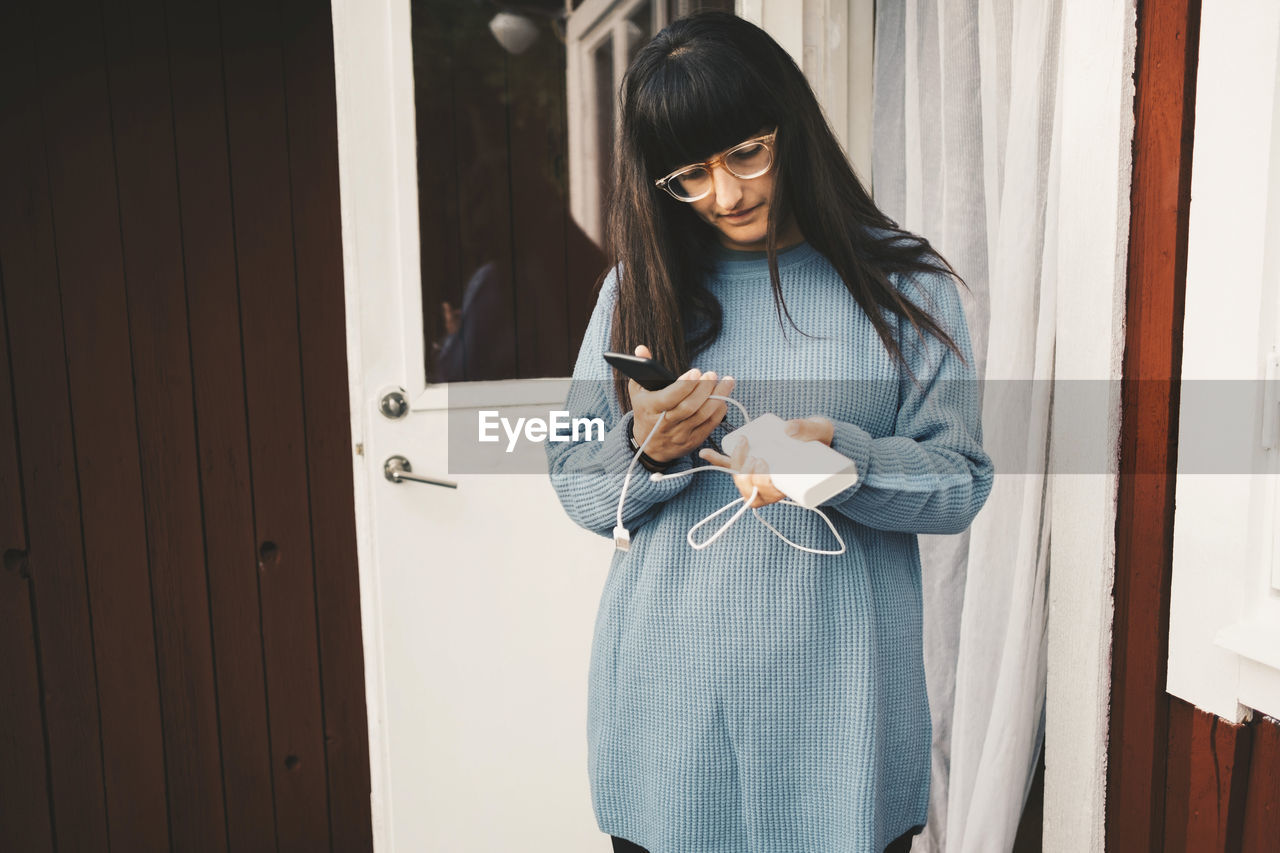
[279,0,373,848]
[1163,698,1194,853]
[35,0,174,844]
[0,266,55,852]
[7,1,157,845]
[1220,716,1254,852]
[100,0,229,848]
[0,568,51,851]
[1242,716,1280,851]
[0,17,102,845]
[163,0,280,847]
[220,0,332,847]
[1106,0,1201,847]
[1163,700,1252,851]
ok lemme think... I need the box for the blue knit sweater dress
[546,240,994,853]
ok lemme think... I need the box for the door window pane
[413,0,605,382]
[627,2,656,57]
[593,37,615,214]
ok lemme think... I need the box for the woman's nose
[711,164,744,211]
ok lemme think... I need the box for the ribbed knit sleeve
[818,270,993,535]
[546,268,695,538]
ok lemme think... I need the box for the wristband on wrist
[630,426,677,472]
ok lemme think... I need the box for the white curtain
[872,2,1060,850]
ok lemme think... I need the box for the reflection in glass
[412,1,733,384]
[627,1,655,54]
[593,38,615,217]
[412,0,605,383]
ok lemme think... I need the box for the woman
[546,11,993,853]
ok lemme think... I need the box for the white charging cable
[614,394,846,555]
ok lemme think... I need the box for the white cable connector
[614,394,846,555]
[615,410,668,549]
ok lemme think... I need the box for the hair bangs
[629,50,776,179]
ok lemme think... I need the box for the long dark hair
[606,11,969,411]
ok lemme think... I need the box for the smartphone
[603,351,679,391]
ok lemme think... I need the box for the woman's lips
[720,204,760,222]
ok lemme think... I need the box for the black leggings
[611,838,647,853]
[611,829,918,852]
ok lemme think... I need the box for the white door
[330,0,665,849]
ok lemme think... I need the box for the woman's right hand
[628,344,735,463]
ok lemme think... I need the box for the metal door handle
[384,455,457,489]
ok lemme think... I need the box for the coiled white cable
[616,394,846,555]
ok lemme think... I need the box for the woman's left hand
[698,416,835,508]
[782,415,835,446]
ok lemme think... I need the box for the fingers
[696,440,784,508]
[627,345,729,427]
[731,441,763,503]
[631,369,704,441]
[667,369,715,413]
[698,447,732,467]
[783,415,835,446]
[742,457,774,508]
[682,378,736,453]
[695,435,749,473]
[630,367,714,461]
[647,369,721,427]
[688,375,736,430]
[626,343,742,460]
[739,456,784,508]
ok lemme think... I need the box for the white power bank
[720,413,859,508]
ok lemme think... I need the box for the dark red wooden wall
[0,0,372,850]
[1108,0,1280,849]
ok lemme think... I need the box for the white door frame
[1044,3,1136,850]
[330,0,421,845]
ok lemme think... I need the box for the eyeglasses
[654,131,777,202]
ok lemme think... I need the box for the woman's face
[664,129,801,252]
[685,142,777,252]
